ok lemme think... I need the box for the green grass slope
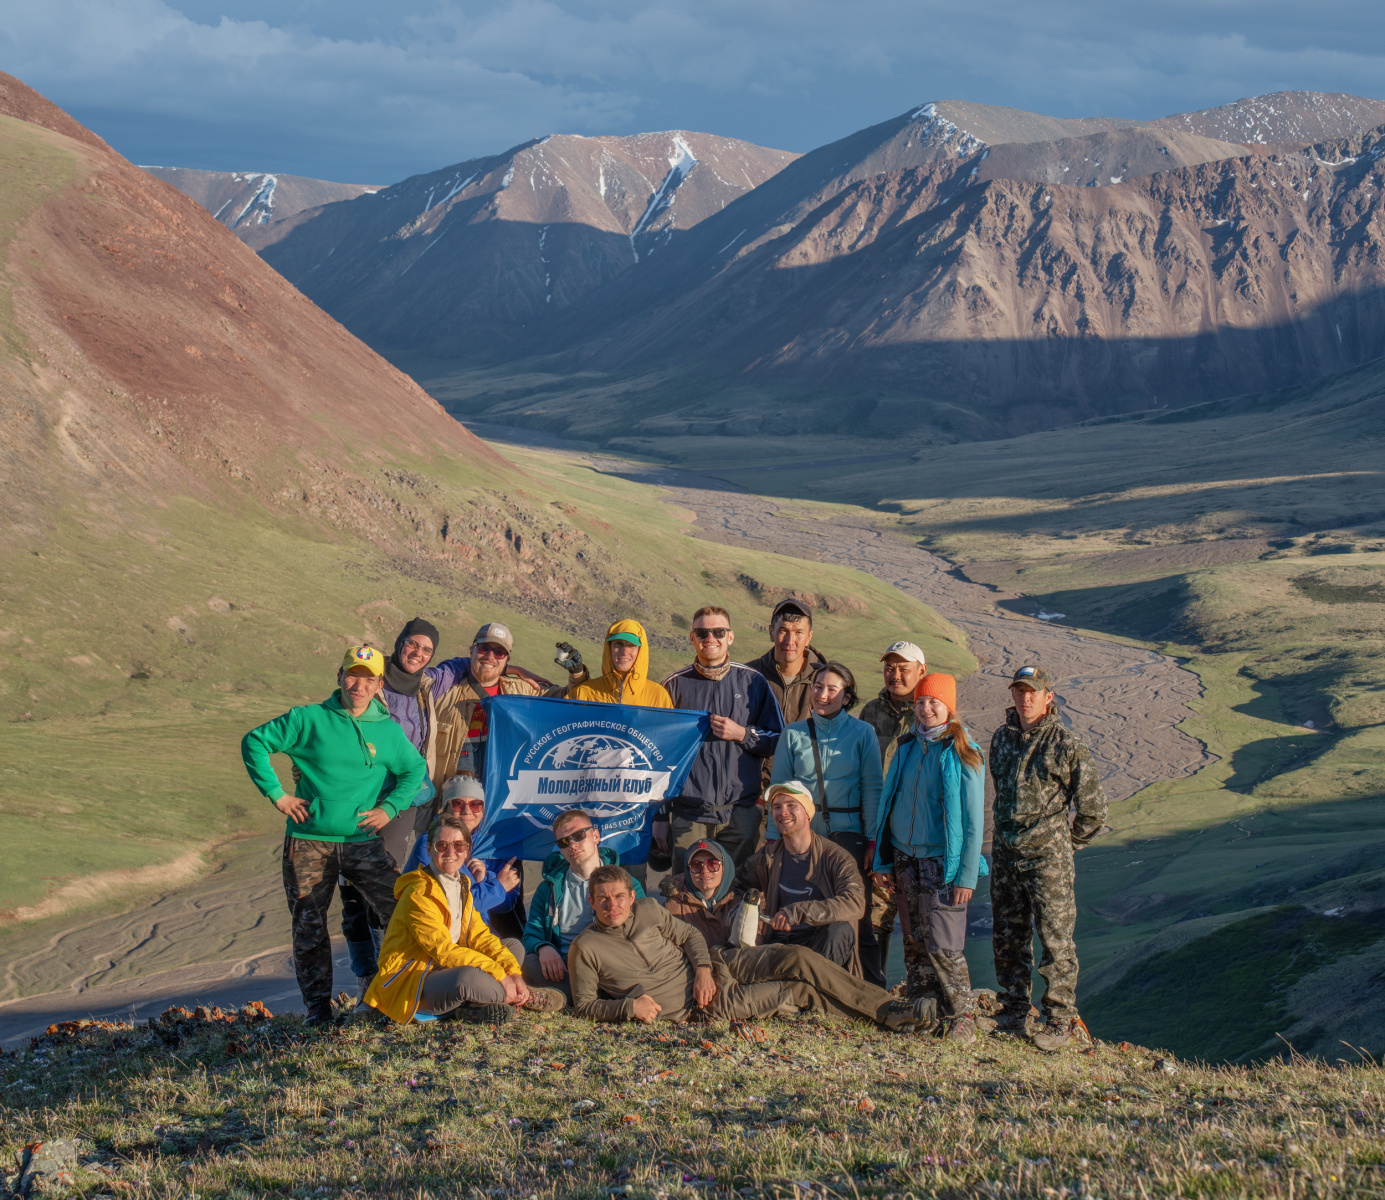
[5,1006,1383,1200]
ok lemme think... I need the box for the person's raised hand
[356,808,391,832]
[630,994,662,1024]
[275,794,310,824]
[538,945,567,981]
[693,965,718,1010]
[708,715,746,742]
[871,872,895,892]
[468,859,489,883]
[770,910,792,933]
[554,642,584,674]
[497,859,521,891]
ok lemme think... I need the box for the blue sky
[3,0,1383,184]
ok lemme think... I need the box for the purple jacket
[383,657,468,750]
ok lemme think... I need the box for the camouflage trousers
[991,845,1077,1021]
[282,837,399,1017]
[893,855,973,1017]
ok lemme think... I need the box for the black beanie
[394,618,441,661]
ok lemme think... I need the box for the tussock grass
[6,1008,1385,1199]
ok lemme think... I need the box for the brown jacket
[568,897,712,1023]
[748,646,827,785]
[452,668,583,776]
[735,833,866,973]
[664,887,741,949]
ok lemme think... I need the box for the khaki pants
[418,938,525,1016]
[719,944,894,1025]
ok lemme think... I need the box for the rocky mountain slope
[426,91,1385,443]
[142,166,379,231]
[248,131,798,359]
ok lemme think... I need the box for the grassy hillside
[0,440,971,989]
[5,1005,1382,1199]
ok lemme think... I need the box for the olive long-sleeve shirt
[568,898,713,1023]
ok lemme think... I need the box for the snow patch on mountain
[629,136,698,262]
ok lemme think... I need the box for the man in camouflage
[858,641,927,985]
[988,664,1107,1051]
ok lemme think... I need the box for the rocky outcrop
[142,167,381,231]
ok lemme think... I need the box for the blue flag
[475,695,709,862]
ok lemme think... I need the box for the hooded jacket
[662,839,743,949]
[241,692,428,842]
[568,621,674,708]
[521,846,646,955]
[858,687,916,771]
[768,708,883,840]
[364,866,520,1023]
[662,662,784,822]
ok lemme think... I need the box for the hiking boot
[304,1006,334,1029]
[943,1014,977,1046]
[991,1008,1033,1035]
[1032,1016,1084,1052]
[448,1003,512,1026]
[522,988,567,1014]
[354,974,374,1004]
[880,997,938,1033]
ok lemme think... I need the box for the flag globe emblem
[539,734,653,772]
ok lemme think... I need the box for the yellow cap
[340,645,386,677]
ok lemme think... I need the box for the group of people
[240,599,1108,1051]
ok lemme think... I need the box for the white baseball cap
[880,641,927,666]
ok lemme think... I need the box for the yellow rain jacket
[364,867,520,1023]
[567,619,674,708]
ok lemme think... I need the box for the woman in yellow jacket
[365,815,565,1023]
[567,620,673,708]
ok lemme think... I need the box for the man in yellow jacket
[567,620,673,708]
[568,620,673,886]
[365,815,565,1023]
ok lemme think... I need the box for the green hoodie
[241,692,428,842]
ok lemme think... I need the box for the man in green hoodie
[242,645,429,1026]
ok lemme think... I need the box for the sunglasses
[688,858,722,873]
[473,645,510,659]
[450,799,485,812]
[434,839,470,856]
[691,627,731,640]
[556,826,593,849]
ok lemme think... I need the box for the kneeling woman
[870,672,987,1043]
[366,815,561,1023]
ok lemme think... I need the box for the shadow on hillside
[1077,792,1385,1063]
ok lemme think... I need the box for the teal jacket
[768,709,883,839]
[871,731,988,889]
[241,692,429,842]
[522,846,646,955]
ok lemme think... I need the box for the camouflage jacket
[858,688,916,771]
[988,708,1107,857]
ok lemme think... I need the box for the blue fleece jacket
[870,731,988,890]
[768,709,883,839]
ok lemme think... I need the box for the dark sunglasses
[556,826,593,849]
[450,799,485,812]
[691,627,731,640]
[688,858,723,873]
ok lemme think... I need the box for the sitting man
[569,865,797,1024]
[403,773,523,939]
[736,781,867,974]
[366,815,564,1023]
[664,839,934,1031]
[521,808,645,1002]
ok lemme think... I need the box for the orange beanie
[914,672,957,712]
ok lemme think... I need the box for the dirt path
[598,459,1212,804]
